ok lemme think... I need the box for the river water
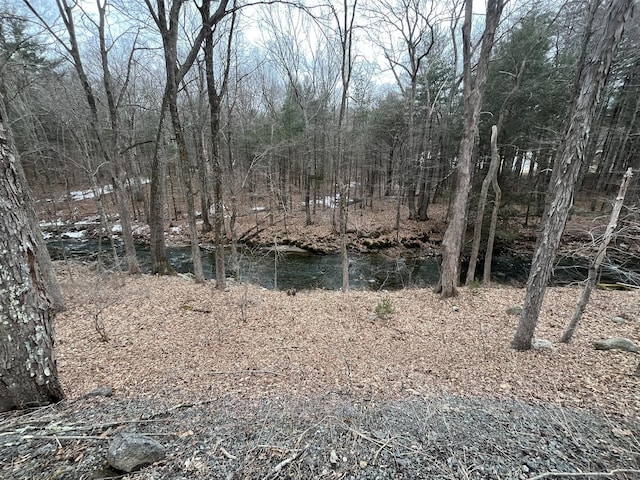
[46,238,639,291]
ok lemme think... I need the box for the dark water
[47,238,640,291]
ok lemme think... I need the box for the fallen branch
[527,468,640,479]
[593,338,640,354]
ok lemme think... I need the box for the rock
[593,337,640,353]
[83,386,113,398]
[613,316,626,324]
[532,339,554,351]
[506,306,522,316]
[107,433,166,473]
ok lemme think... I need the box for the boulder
[107,433,166,473]
[593,337,640,354]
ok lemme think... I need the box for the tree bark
[438,0,506,297]
[0,95,64,412]
[200,1,235,290]
[483,138,502,285]
[561,167,632,343]
[466,125,500,285]
[511,0,635,350]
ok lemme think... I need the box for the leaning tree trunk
[483,136,502,285]
[511,0,635,350]
[561,167,632,343]
[466,125,500,285]
[0,96,65,412]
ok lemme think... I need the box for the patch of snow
[170,226,182,235]
[69,184,114,201]
[74,220,100,227]
[252,206,266,212]
[62,230,86,239]
[40,220,66,228]
[111,224,122,233]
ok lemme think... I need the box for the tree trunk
[466,125,500,285]
[167,89,204,283]
[200,1,235,290]
[0,96,64,412]
[483,132,502,284]
[561,167,632,343]
[438,0,506,297]
[512,0,635,350]
[149,99,175,275]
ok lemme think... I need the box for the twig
[527,469,640,479]
[211,369,283,376]
[373,435,399,464]
[22,435,109,441]
[262,445,308,480]
[219,446,237,460]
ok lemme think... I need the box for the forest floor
[2,262,640,479]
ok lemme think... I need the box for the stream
[46,238,640,291]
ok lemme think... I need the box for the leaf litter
[1,261,640,479]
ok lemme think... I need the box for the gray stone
[83,386,113,398]
[506,306,522,316]
[532,339,554,351]
[107,433,166,473]
[594,337,640,354]
[613,316,626,324]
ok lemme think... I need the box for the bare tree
[330,0,359,293]
[483,127,502,285]
[0,94,64,411]
[512,0,635,350]
[23,0,142,275]
[370,0,439,220]
[438,0,507,297]
[198,0,237,289]
[561,167,633,343]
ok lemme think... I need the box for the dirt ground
[1,262,639,479]
[6,192,639,479]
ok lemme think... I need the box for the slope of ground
[53,263,640,415]
[1,262,639,480]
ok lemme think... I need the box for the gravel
[1,392,638,479]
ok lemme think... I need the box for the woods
[1,0,640,412]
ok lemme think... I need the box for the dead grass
[54,262,640,417]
